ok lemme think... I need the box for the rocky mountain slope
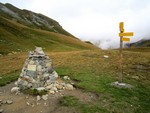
[125,39,150,48]
[0,3,97,54]
[0,3,72,36]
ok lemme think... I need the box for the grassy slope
[0,16,97,54]
[0,49,149,113]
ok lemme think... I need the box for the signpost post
[119,22,134,82]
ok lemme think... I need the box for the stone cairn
[14,47,73,94]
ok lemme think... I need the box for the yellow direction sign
[119,32,134,36]
[119,22,124,32]
[122,37,130,42]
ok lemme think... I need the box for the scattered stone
[6,100,13,104]
[49,90,55,94]
[56,84,63,90]
[45,84,53,90]
[2,100,6,104]
[36,87,46,92]
[65,84,74,90]
[111,81,134,88]
[26,102,30,106]
[37,95,41,101]
[0,108,4,113]
[8,53,12,55]
[103,55,109,58]
[50,87,57,92]
[11,87,20,93]
[63,76,70,80]
[42,94,48,100]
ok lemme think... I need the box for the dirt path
[0,82,97,113]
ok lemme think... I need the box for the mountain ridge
[125,39,150,48]
[0,2,98,54]
[0,2,74,37]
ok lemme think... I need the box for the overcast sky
[1,0,150,49]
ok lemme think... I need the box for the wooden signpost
[119,22,134,82]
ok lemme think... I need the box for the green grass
[0,49,149,113]
[56,65,150,113]
[0,16,97,54]
[59,95,109,113]
[60,96,79,107]
[53,49,150,113]
[22,88,47,96]
[0,71,19,86]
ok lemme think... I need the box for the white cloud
[1,0,150,49]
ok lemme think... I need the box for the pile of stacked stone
[14,47,73,94]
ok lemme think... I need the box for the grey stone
[63,76,70,80]
[36,87,46,92]
[37,95,41,101]
[15,47,74,94]
[11,87,20,93]
[65,84,74,90]
[111,81,134,88]
[42,94,48,100]
[104,55,109,58]
[6,100,13,104]
[0,108,4,113]
[56,84,63,90]
[2,100,6,104]
[49,90,55,94]
[51,87,57,91]
[46,84,53,90]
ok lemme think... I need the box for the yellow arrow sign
[122,37,130,42]
[119,32,134,36]
[119,22,124,32]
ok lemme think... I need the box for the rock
[111,81,134,88]
[65,84,74,90]
[104,55,109,58]
[53,71,58,78]
[0,108,4,113]
[49,90,55,94]
[27,83,33,88]
[6,100,13,104]
[14,47,74,94]
[63,76,70,80]
[11,87,20,93]
[56,84,63,90]
[26,102,30,106]
[37,95,41,101]
[42,94,48,100]
[0,77,2,80]
[50,87,57,91]
[45,84,53,90]
[36,87,46,92]
[2,100,6,104]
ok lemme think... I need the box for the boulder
[6,100,13,104]
[65,84,74,90]
[42,94,48,100]
[11,87,20,93]
[49,90,55,94]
